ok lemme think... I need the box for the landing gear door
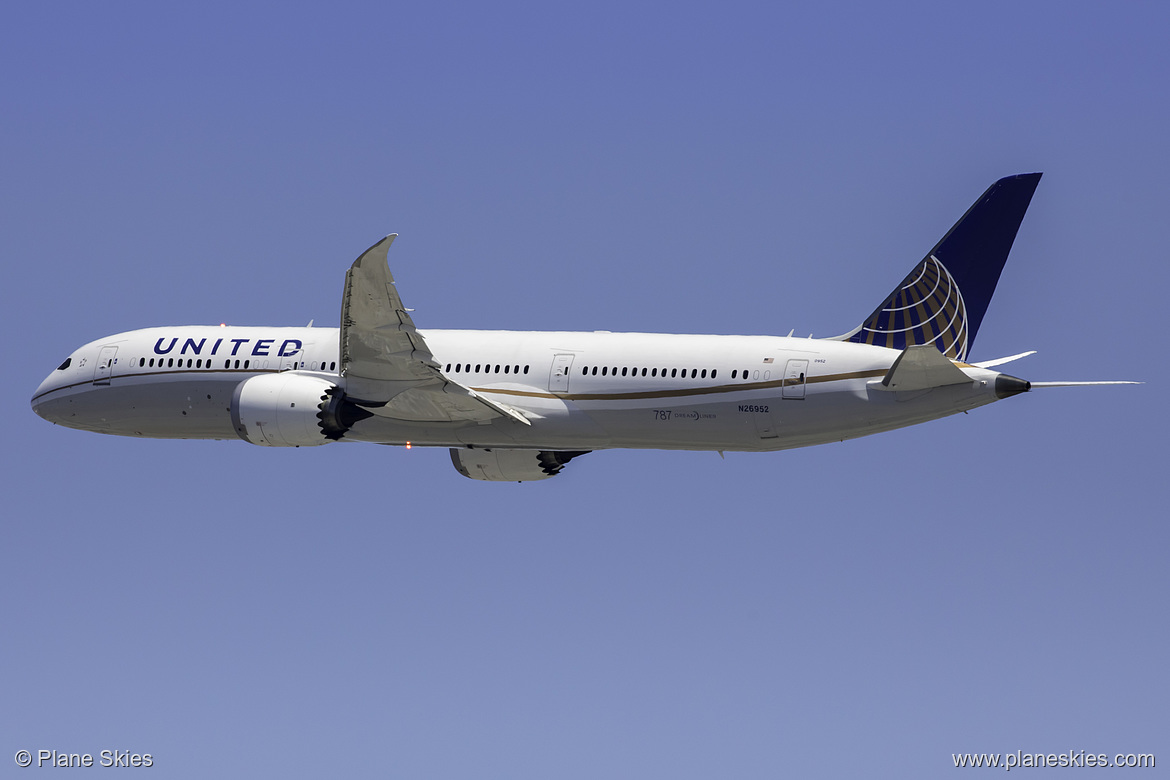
[94,346,118,385]
[549,354,574,394]
[783,359,808,399]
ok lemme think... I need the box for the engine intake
[231,373,365,447]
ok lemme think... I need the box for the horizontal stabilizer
[874,344,971,392]
[973,351,1036,368]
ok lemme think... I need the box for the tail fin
[836,173,1042,361]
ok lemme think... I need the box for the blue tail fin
[840,173,1042,361]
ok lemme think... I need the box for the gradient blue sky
[3,3,1167,778]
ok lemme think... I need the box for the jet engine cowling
[231,373,359,447]
[449,448,590,481]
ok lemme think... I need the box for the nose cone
[32,370,72,424]
[32,375,58,421]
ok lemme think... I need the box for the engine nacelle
[449,448,590,481]
[231,373,340,447]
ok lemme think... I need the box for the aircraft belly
[344,404,615,450]
[862,381,998,430]
[579,399,755,450]
[41,378,238,439]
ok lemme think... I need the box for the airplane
[31,173,1136,481]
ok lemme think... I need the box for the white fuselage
[31,325,1009,452]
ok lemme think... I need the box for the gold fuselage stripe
[472,368,889,402]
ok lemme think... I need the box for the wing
[339,235,529,425]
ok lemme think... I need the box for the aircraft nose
[31,373,68,423]
[32,379,53,420]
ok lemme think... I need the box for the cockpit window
[56,358,71,371]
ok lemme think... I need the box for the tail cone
[995,374,1031,399]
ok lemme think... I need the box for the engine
[449,448,590,481]
[231,373,369,447]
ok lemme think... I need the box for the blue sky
[3,3,1166,777]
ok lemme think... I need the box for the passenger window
[523,365,529,374]
[244,360,250,369]
[592,366,598,376]
[476,364,482,372]
[701,369,707,378]
[504,365,510,374]
[602,366,608,376]
[671,369,677,378]
[445,363,451,372]
[168,358,174,368]
[494,365,501,373]
[711,369,717,378]
[621,367,627,377]
[651,368,657,377]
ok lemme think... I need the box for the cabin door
[549,354,574,394]
[93,346,118,385]
[281,342,310,371]
[783,359,808,399]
